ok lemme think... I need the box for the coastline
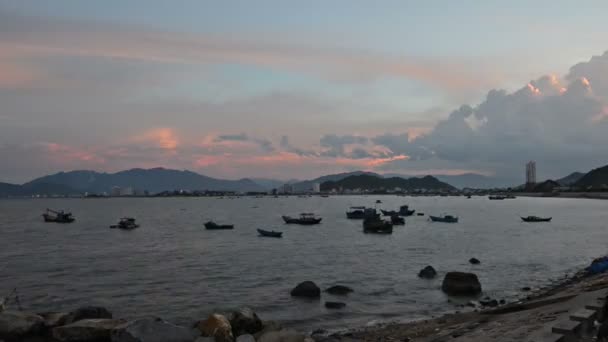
[316,266,608,341]
[516,192,608,200]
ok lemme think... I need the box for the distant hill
[321,174,455,192]
[291,171,380,192]
[575,165,608,189]
[22,168,266,194]
[532,180,561,192]
[0,181,78,197]
[384,173,514,189]
[557,172,585,186]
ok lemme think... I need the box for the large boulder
[197,314,233,342]
[52,318,123,342]
[236,335,255,342]
[65,306,112,324]
[228,308,262,336]
[257,329,311,342]
[111,317,197,342]
[325,285,353,295]
[418,266,437,279]
[290,282,320,298]
[253,321,282,340]
[39,312,70,328]
[0,311,44,340]
[441,272,482,296]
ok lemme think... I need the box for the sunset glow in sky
[2,1,608,183]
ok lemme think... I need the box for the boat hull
[429,215,458,223]
[282,216,322,225]
[204,222,234,230]
[521,217,552,222]
[257,229,283,238]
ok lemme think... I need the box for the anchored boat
[42,209,75,223]
[257,229,283,238]
[110,217,139,230]
[429,215,459,223]
[282,213,322,225]
[204,221,234,230]
[346,206,367,219]
[363,217,393,234]
[521,216,552,222]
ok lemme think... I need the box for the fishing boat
[42,209,75,223]
[467,195,472,199]
[363,218,393,234]
[390,215,405,225]
[282,213,322,225]
[488,195,506,200]
[204,221,235,230]
[398,205,416,216]
[380,209,399,216]
[346,206,367,219]
[521,216,552,222]
[110,217,139,230]
[417,212,425,216]
[376,200,382,204]
[429,215,459,223]
[257,229,283,238]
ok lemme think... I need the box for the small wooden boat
[204,221,234,230]
[390,215,405,225]
[42,209,75,223]
[110,217,139,230]
[417,212,425,216]
[489,195,506,200]
[346,206,367,219]
[398,205,415,216]
[257,229,283,238]
[282,213,322,225]
[363,218,393,234]
[521,216,552,222]
[380,209,398,216]
[429,215,458,223]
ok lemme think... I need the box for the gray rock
[253,321,282,340]
[324,286,353,295]
[418,266,437,279]
[441,272,482,296]
[324,302,346,309]
[39,311,70,328]
[0,311,44,340]
[236,334,255,342]
[196,314,233,342]
[257,329,310,342]
[52,318,123,342]
[229,308,262,336]
[65,306,112,324]
[111,317,197,342]
[194,338,216,342]
[290,282,320,298]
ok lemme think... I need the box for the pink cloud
[132,128,179,151]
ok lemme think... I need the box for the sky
[1,1,608,184]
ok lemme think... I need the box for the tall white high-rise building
[312,183,321,193]
[526,161,536,185]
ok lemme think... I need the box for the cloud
[319,134,368,157]
[213,133,275,152]
[376,51,608,180]
[0,9,497,93]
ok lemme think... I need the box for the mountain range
[321,174,455,192]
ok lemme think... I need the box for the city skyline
[2,1,608,183]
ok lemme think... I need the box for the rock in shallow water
[236,334,255,342]
[324,302,346,309]
[325,285,353,295]
[65,306,112,325]
[111,317,197,342]
[441,272,482,296]
[257,329,311,342]
[418,266,437,279]
[197,314,233,342]
[229,307,263,336]
[52,318,123,342]
[0,311,44,340]
[290,281,320,298]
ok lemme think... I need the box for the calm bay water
[0,196,607,331]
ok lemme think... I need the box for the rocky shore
[314,266,608,341]
[0,305,314,342]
